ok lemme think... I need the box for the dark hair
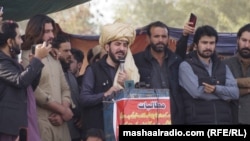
[71,48,84,63]
[87,48,94,63]
[85,128,105,141]
[193,25,218,45]
[237,23,250,39]
[0,21,19,48]
[51,34,70,49]
[87,46,104,63]
[87,48,102,63]
[21,14,56,50]
[146,21,169,37]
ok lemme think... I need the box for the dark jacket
[185,51,226,86]
[176,34,189,58]
[0,51,43,136]
[181,51,233,124]
[61,63,82,140]
[133,46,185,124]
[81,56,113,134]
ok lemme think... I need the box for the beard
[46,38,54,44]
[108,48,125,64]
[70,66,77,75]
[150,42,167,53]
[238,47,250,58]
[59,57,71,71]
[197,49,213,58]
[9,43,21,58]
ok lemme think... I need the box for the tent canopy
[0,0,89,22]
[0,0,237,55]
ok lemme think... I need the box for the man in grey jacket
[179,25,239,124]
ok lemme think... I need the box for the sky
[17,0,118,34]
[88,0,117,24]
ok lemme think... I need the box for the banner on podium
[103,89,171,141]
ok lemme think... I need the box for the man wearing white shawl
[80,21,140,139]
[99,22,140,88]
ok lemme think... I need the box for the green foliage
[49,4,97,34]
[113,0,250,32]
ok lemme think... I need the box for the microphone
[119,59,125,72]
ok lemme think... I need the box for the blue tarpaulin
[70,26,237,56]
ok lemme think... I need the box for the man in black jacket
[0,20,51,140]
[80,21,139,139]
[133,21,186,124]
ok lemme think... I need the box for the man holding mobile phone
[175,13,197,58]
[0,20,51,141]
[21,14,73,141]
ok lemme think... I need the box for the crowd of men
[0,8,250,141]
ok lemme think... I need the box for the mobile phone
[19,128,27,141]
[31,44,36,54]
[189,13,197,27]
[0,6,3,12]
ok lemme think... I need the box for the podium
[103,88,171,141]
